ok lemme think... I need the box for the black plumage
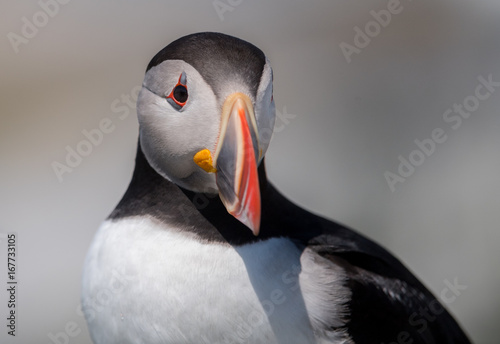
[109,143,471,343]
[146,32,266,98]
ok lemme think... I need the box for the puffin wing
[305,229,471,344]
[263,182,470,344]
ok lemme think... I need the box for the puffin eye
[166,72,188,110]
[173,85,188,103]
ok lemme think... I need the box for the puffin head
[137,32,276,235]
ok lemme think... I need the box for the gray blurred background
[1,0,499,343]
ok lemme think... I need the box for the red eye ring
[167,72,188,108]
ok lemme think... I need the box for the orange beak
[213,93,261,235]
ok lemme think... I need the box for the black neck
[108,143,323,245]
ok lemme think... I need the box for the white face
[137,59,275,193]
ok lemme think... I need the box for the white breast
[82,217,352,344]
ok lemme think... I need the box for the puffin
[82,32,471,344]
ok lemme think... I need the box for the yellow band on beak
[193,149,217,173]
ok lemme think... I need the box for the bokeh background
[1,0,499,343]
